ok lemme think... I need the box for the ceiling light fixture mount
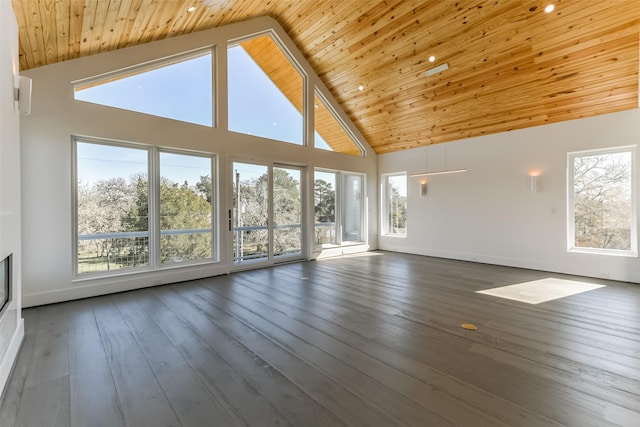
[544,4,555,13]
[425,62,449,77]
[428,55,436,63]
[187,6,196,12]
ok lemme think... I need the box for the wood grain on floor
[2,252,639,426]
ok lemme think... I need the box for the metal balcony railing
[78,223,337,273]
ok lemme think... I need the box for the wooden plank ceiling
[12,0,640,154]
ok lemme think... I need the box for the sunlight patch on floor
[476,278,606,304]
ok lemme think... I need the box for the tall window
[568,146,636,256]
[382,173,407,236]
[314,170,337,246]
[314,169,365,247]
[73,50,213,127]
[76,142,150,273]
[159,152,213,265]
[75,138,215,276]
[228,33,304,145]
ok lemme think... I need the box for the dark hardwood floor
[2,252,639,426]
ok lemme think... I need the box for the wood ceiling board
[11,0,640,154]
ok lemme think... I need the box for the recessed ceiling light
[544,4,555,13]
[358,85,364,91]
[187,6,196,12]
[428,55,436,63]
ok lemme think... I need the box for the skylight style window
[314,90,364,156]
[228,33,304,145]
[73,50,213,127]
[567,146,637,256]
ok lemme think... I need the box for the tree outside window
[568,147,636,256]
[382,173,407,236]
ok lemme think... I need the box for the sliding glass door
[314,169,365,247]
[232,161,303,267]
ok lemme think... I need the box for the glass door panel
[314,171,337,246]
[232,162,269,264]
[273,167,302,258]
[341,173,363,243]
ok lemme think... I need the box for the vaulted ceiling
[12,0,640,154]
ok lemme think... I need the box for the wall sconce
[528,170,542,193]
[420,181,428,197]
[14,75,32,115]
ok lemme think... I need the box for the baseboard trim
[0,318,24,398]
[23,264,229,307]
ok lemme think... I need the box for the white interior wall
[379,108,640,283]
[20,17,378,307]
[0,1,24,394]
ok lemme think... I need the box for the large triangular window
[73,50,213,127]
[228,33,304,145]
[314,90,363,156]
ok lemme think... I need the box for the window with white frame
[74,138,216,276]
[228,33,305,145]
[567,146,637,256]
[73,49,214,127]
[382,173,407,236]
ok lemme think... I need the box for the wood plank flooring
[2,252,640,426]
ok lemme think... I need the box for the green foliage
[314,179,335,223]
[77,172,213,272]
[388,182,407,234]
[233,168,302,260]
[120,174,150,267]
[196,175,213,204]
[160,178,212,263]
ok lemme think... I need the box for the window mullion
[149,147,161,268]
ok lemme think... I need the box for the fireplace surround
[0,254,11,316]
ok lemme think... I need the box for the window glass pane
[76,142,149,274]
[74,52,213,127]
[342,174,363,243]
[314,171,337,246]
[159,152,213,265]
[228,34,303,145]
[384,174,407,236]
[233,163,270,263]
[571,149,634,253]
[314,92,363,156]
[273,167,302,257]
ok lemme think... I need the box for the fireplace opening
[0,254,11,316]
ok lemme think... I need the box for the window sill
[567,247,638,258]
[72,258,220,283]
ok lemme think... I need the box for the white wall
[20,17,378,307]
[379,109,640,283]
[0,0,24,394]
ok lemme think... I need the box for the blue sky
[75,53,213,127]
[75,43,336,187]
[76,143,211,187]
